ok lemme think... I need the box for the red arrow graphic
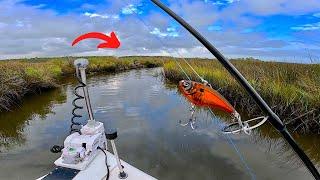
[72,32,120,49]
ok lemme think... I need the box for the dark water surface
[0,68,319,180]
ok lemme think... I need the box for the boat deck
[39,151,157,180]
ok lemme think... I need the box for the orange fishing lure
[178,80,235,114]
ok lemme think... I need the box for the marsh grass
[0,56,162,112]
[1,56,319,133]
[163,58,320,133]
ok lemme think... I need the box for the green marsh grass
[0,56,162,112]
[1,56,319,133]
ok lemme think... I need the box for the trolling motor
[53,58,127,179]
[53,58,107,170]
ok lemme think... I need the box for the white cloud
[121,4,142,15]
[150,27,179,38]
[15,20,24,27]
[207,0,239,5]
[83,12,119,19]
[212,1,225,5]
[166,27,176,32]
[84,12,109,19]
[314,13,320,18]
[225,0,240,4]
[291,22,320,31]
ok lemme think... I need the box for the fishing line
[120,1,256,179]
[182,58,205,82]
[208,108,256,180]
[172,58,191,81]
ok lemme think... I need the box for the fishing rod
[150,0,320,179]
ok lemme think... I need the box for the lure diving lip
[178,80,235,114]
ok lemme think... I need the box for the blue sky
[0,0,320,63]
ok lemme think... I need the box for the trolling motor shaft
[73,58,95,125]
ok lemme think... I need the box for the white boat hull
[38,151,156,180]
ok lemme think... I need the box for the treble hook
[222,112,268,135]
[179,105,197,130]
[233,112,252,135]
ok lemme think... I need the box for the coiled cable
[70,68,86,134]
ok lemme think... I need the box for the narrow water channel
[0,68,319,179]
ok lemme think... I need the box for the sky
[0,0,320,63]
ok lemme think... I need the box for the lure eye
[183,81,190,87]
[182,81,192,91]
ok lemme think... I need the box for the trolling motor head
[74,58,89,69]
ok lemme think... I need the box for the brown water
[0,68,319,180]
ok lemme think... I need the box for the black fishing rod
[150,0,320,179]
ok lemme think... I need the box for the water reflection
[250,124,320,169]
[0,89,66,152]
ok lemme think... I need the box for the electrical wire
[98,146,110,180]
[50,145,64,153]
[70,71,85,134]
